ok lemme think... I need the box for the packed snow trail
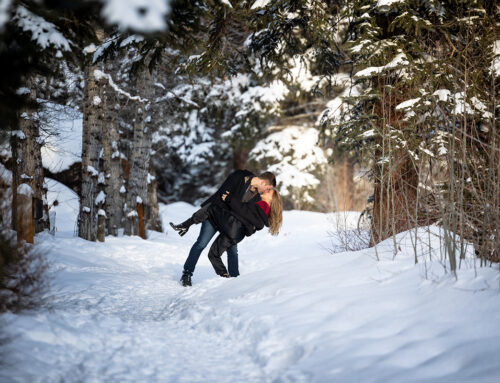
[1,180,500,383]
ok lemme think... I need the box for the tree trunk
[370,154,419,245]
[124,66,152,239]
[369,78,420,247]
[97,212,106,242]
[137,202,145,239]
[10,78,47,240]
[79,66,104,241]
[11,133,22,233]
[233,148,248,170]
[147,163,163,232]
[102,83,123,236]
[333,156,354,211]
[16,189,33,244]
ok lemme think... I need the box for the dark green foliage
[0,0,101,136]
[249,0,346,77]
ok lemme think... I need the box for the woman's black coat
[208,194,269,244]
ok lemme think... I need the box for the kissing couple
[170,169,282,286]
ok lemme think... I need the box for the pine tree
[319,0,497,263]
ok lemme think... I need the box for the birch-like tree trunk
[78,67,104,241]
[95,88,107,242]
[102,85,123,236]
[124,67,152,238]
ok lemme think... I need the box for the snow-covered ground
[1,179,500,383]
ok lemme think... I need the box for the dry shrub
[326,211,371,254]
[0,180,49,313]
[0,230,49,313]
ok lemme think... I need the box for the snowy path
[2,183,500,383]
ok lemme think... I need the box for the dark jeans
[183,220,240,277]
[208,232,244,276]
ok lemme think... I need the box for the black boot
[169,218,194,237]
[180,270,192,287]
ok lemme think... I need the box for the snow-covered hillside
[1,180,499,383]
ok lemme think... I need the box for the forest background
[0,0,498,308]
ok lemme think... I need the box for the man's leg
[183,220,217,274]
[207,234,234,276]
[227,244,239,277]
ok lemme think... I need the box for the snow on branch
[14,6,71,52]
[376,0,404,11]
[251,0,271,9]
[101,0,171,33]
[354,53,409,78]
[395,97,421,110]
[155,88,200,108]
[93,69,149,103]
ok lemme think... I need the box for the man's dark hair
[259,171,276,187]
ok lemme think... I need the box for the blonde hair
[268,188,283,236]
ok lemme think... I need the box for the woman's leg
[183,220,217,274]
[207,234,235,276]
[171,205,210,236]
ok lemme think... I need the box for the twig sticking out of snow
[93,69,149,103]
[13,6,71,52]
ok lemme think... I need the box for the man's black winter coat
[201,169,260,207]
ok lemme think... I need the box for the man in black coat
[171,169,276,286]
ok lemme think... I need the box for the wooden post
[16,184,34,244]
